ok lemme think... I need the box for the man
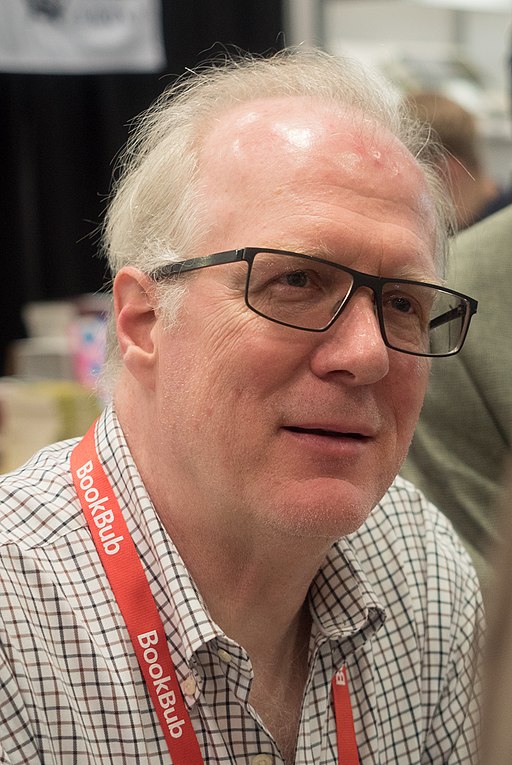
[1,49,482,764]
[403,203,512,594]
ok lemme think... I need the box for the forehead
[200,95,427,191]
[197,96,438,273]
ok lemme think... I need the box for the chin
[261,477,382,541]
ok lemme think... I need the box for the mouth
[284,426,367,440]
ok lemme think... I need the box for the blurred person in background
[405,90,508,230]
[402,202,512,594]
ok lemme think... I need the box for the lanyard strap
[70,421,360,765]
[332,668,360,765]
[71,423,204,765]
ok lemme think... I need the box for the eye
[383,284,428,319]
[283,270,311,288]
[389,295,415,314]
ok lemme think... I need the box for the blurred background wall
[285,0,512,183]
[0,0,284,376]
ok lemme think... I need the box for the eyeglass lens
[246,251,468,356]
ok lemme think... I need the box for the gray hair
[101,47,453,379]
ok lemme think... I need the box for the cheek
[156,322,278,424]
[211,317,311,397]
[389,356,430,438]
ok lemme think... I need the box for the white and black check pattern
[0,406,483,764]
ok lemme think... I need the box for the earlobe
[114,267,158,386]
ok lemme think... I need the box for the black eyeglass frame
[150,247,478,358]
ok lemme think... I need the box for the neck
[173,518,326,659]
[161,501,324,765]
[185,536,318,764]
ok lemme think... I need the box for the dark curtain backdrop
[1,0,284,374]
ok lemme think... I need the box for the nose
[309,290,390,384]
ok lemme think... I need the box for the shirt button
[217,649,232,664]
[252,756,273,765]
[181,675,196,697]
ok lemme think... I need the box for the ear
[113,267,159,388]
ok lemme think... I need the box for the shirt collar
[309,538,386,658]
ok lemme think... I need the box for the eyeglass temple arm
[428,303,466,332]
[150,250,245,280]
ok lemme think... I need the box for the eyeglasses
[150,247,478,357]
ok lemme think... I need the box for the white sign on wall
[0,0,165,73]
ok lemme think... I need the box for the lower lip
[281,428,371,457]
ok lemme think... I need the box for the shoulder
[446,206,512,413]
[354,475,474,556]
[0,438,85,550]
[455,203,512,246]
[450,204,512,287]
[349,477,481,616]
[349,480,483,760]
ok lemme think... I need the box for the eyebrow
[385,265,443,285]
[277,243,442,285]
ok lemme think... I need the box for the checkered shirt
[0,405,483,764]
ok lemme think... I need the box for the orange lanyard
[71,422,360,765]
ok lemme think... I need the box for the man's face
[152,97,437,541]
